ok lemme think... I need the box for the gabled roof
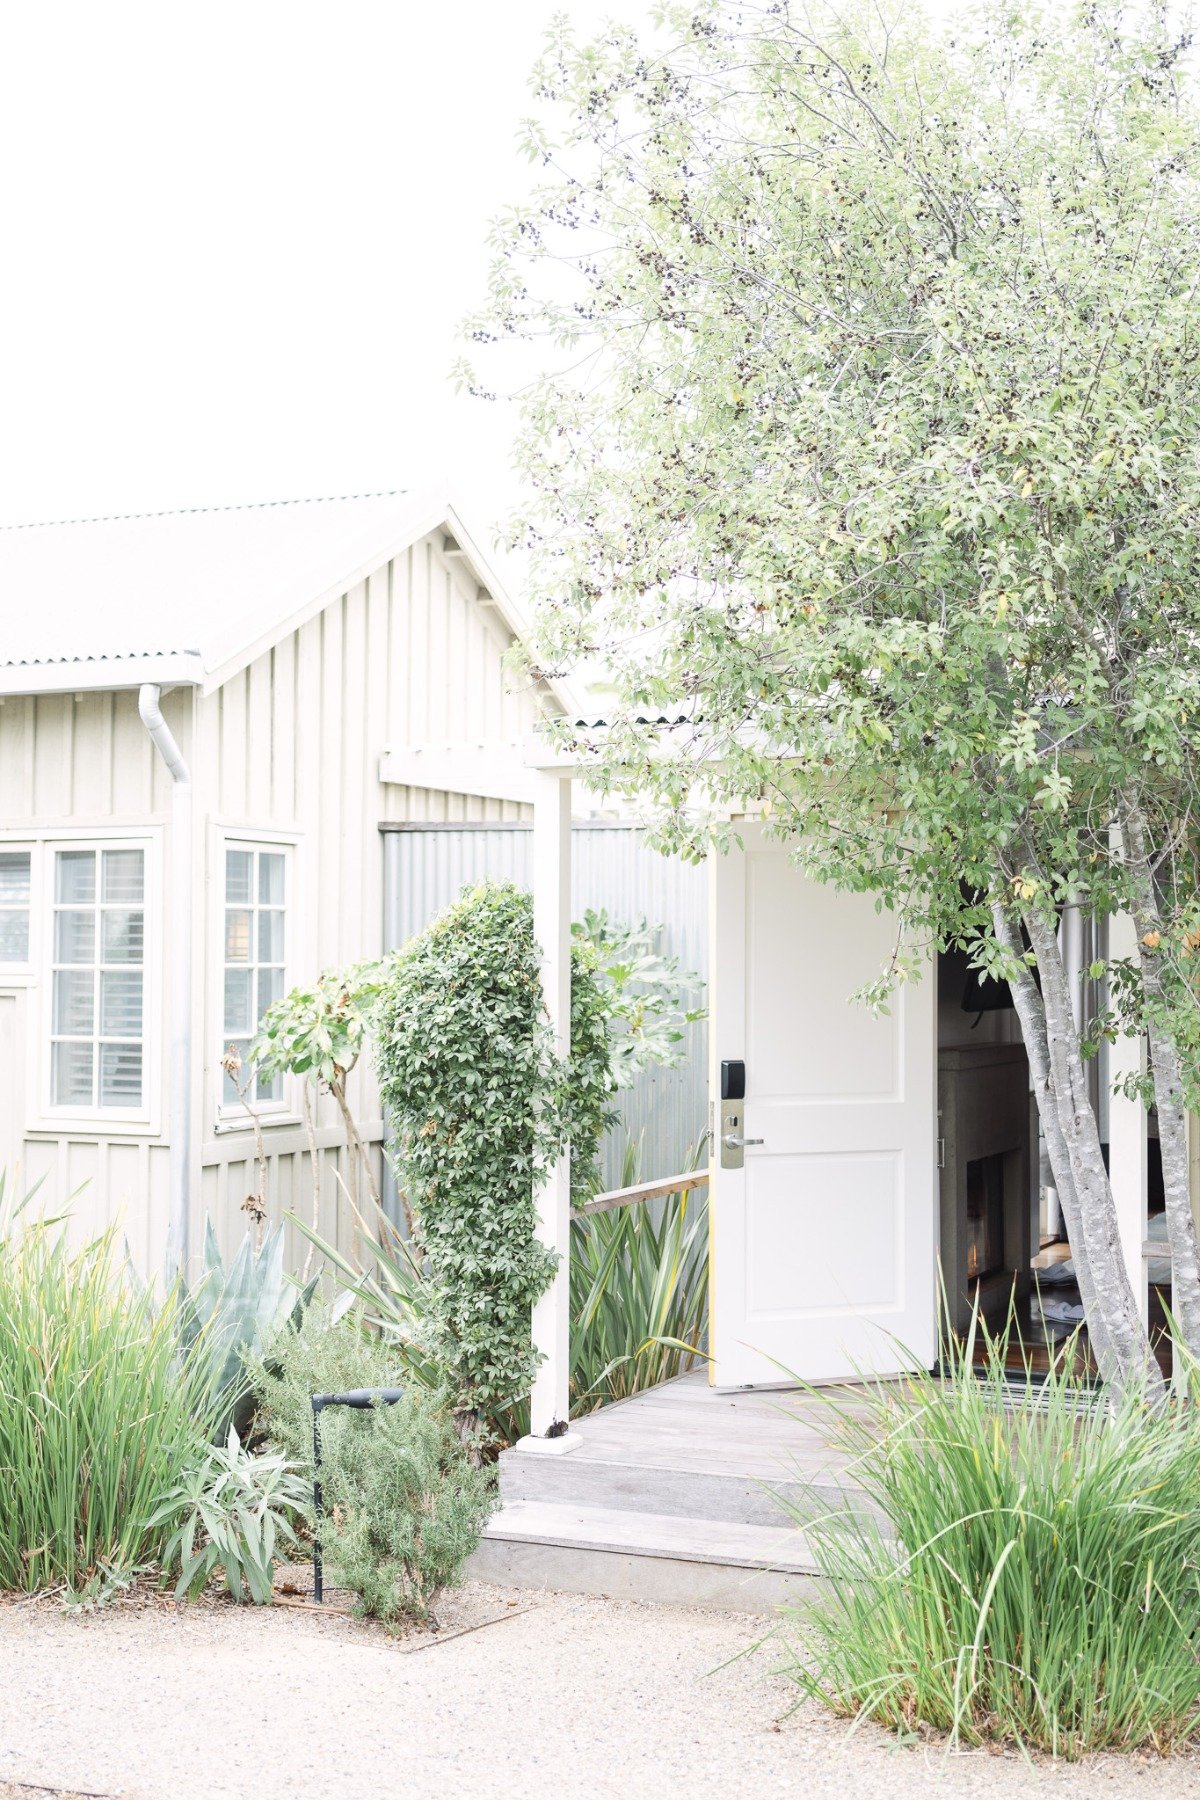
[0,487,539,698]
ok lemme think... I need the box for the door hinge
[937,1137,946,1170]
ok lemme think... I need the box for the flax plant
[783,1319,1200,1757]
[569,1139,708,1413]
[0,1188,209,1593]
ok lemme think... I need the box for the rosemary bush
[784,1321,1200,1757]
[251,1309,493,1623]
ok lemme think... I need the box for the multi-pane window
[0,851,31,963]
[222,846,287,1107]
[51,847,145,1109]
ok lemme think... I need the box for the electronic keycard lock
[719,1060,764,1169]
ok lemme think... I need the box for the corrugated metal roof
[0,488,514,695]
[569,713,699,729]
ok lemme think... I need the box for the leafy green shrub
[250,959,397,1234]
[784,1321,1200,1757]
[251,1309,494,1623]
[573,909,705,1088]
[372,883,613,1431]
[571,1139,708,1412]
[0,1201,208,1593]
[149,1430,309,1604]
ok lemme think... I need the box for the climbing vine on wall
[373,883,613,1433]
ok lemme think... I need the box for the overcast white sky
[0,2,639,543]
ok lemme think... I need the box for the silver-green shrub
[149,1429,309,1604]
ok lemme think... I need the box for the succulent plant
[177,1219,317,1440]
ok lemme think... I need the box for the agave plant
[177,1220,318,1439]
[289,1204,444,1395]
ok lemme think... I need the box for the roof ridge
[0,490,405,533]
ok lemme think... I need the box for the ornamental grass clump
[570,1139,708,1412]
[783,1322,1200,1758]
[0,1192,208,1593]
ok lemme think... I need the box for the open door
[709,827,936,1387]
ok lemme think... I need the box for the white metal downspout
[139,684,193,1277]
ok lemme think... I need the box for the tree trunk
[299,1077,322,1284]
[330,1076,362,1263]
[1120,798,1200,1359]
[327,1069,406,1248]
[1017,895,1163,1403]
[990,901,1112,1377]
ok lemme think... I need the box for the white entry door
[710,828,936,1387]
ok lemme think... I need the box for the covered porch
[381,732,1162,1605]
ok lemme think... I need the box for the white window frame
[0,841,35,982]
[213,829,299,1130]
[23,829,162,1133]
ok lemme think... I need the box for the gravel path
[0,1582,1196,1799]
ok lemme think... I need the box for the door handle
[722,1134,764,1150]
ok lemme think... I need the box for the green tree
[467,0,1200,1396]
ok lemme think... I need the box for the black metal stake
[310,1388,405,1604]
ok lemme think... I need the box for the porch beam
[378,741,539,806]
[527,769,580,1448]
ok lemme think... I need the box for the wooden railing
[571,1167,710,1220]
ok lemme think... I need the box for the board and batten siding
[0,684,193,1268]
[0,531,550,1275]
[197,529,551,1269]
[381,824,708,1192]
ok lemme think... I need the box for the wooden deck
[469,1370,876,1613]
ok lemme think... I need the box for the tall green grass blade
[780,1310,1200,1757]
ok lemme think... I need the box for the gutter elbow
[137,681,162,737]
[138,681,191,786]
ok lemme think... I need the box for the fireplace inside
[965,1152,1006,1285]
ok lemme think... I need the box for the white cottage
[0,489,556,1269]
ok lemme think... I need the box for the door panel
[710,829,936,1387]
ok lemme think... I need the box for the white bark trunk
[990,902,1112,1377]
[300,1077,321,1285]
[1019,899,1163,1403]
[1120,801,1200,1359]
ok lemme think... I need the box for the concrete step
[497,1442,871,1531]
[467,1499,821,1614]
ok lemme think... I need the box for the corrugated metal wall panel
[381,824,708,1188]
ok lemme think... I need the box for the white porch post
[526,769,581,1448]
[1107,906,1149,1329]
